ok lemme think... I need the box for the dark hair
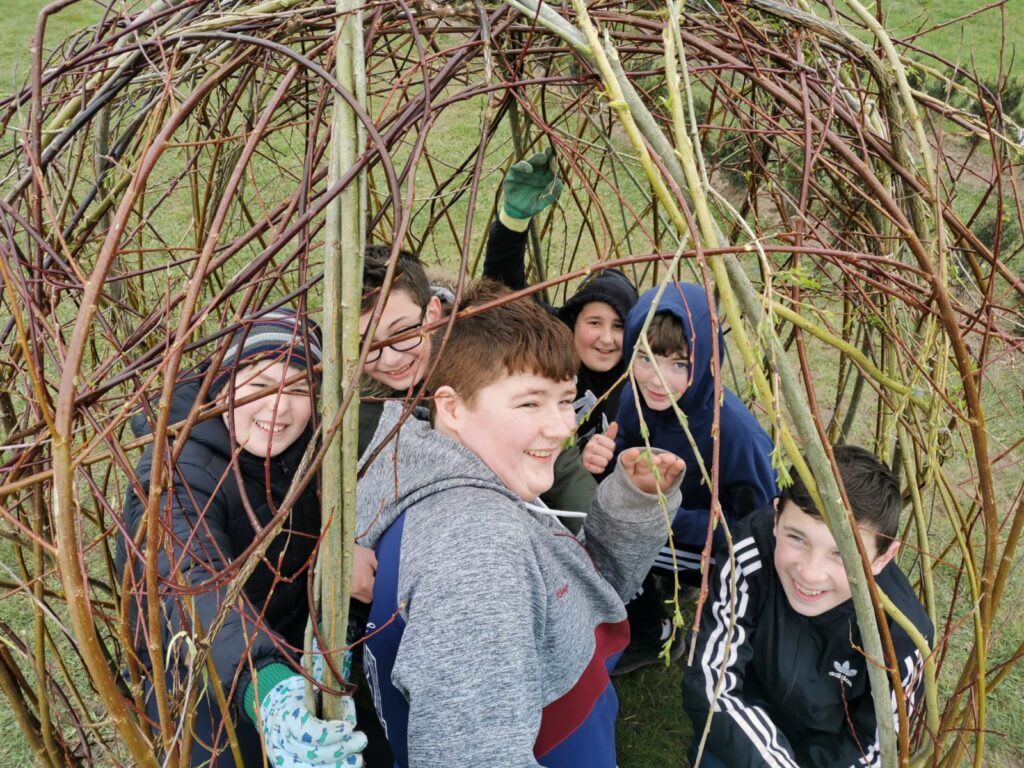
[361,244,432,313]
[428,279,578,408]
[647,311,690,358]
[779,444,901,554]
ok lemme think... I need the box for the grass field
[1,2,1022,767]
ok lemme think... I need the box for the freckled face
[573,301,624,373]
[222,361,313,457]
[435,373,577,501]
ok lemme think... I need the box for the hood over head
[557,268,638,328]
[623,282,723,412]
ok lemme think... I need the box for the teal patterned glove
[260,675,367,767]
[502,148,563,220]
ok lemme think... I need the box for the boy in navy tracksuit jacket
[356,280,685,767]
[683,445,933,767]
[582,282,778,672]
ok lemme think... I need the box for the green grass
[883,1,1023,81]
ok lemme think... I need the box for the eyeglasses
[365,309,427,364]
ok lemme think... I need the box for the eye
[674,361,689,371]
[518,401,540,409]
[638,354,652,365]
[787,534,805,547]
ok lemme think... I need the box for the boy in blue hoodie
[581,282,778,673]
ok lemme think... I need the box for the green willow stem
[314,0,366,721]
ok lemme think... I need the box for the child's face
[435,372,576,501]
[573,301,624,373]
[633,350,690,410]
[773,500,898,617]
[222,361,313,457]
[359,290,440,392]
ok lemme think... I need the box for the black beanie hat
[556,268,639,328]
[211,309,323,396]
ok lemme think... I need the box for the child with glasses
[581,282,778,675]
[356,245,596,514]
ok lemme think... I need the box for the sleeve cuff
[498,208,532,232]
[242,661,298,722]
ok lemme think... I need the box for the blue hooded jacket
[613,283,777,561]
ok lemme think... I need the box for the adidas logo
[828,659,858,688]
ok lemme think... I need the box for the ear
[432,384,461,434]
[425,295,443,324]
[870,539,900,575]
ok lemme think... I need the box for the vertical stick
[317,0,366,720]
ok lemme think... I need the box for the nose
[377,344,406,368]
[597,324,613,345]
[271,390,292,415]
[797,550,827,583]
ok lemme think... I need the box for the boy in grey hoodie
[355,280,685,767]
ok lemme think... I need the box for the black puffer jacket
[116,377,320,703]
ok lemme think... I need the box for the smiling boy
[581,282,778,673]
[118,309,366,767]
[682,445,934,767]
[356,246,596,512]
[355,281,684,767]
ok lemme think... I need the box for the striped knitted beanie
[211,309,323,396]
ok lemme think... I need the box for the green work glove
[260,675,368,767]
[501,148,563,221]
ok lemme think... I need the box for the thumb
[619,446,638,474]
[604,421,619,441]
[509,159,534,176]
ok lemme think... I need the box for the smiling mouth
[381,360,415,378]
[792,581,826,599]
[254,420,288,434]
[525,449,557,460]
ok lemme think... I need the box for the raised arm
[483,149,562,302]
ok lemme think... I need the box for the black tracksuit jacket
[683,509,933,767]
[116,377,320,706]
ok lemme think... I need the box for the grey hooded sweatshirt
[355,402,682,767]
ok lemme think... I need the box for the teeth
[255,420,287,433]
[796,584,823,596]
[526,450,553,458]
